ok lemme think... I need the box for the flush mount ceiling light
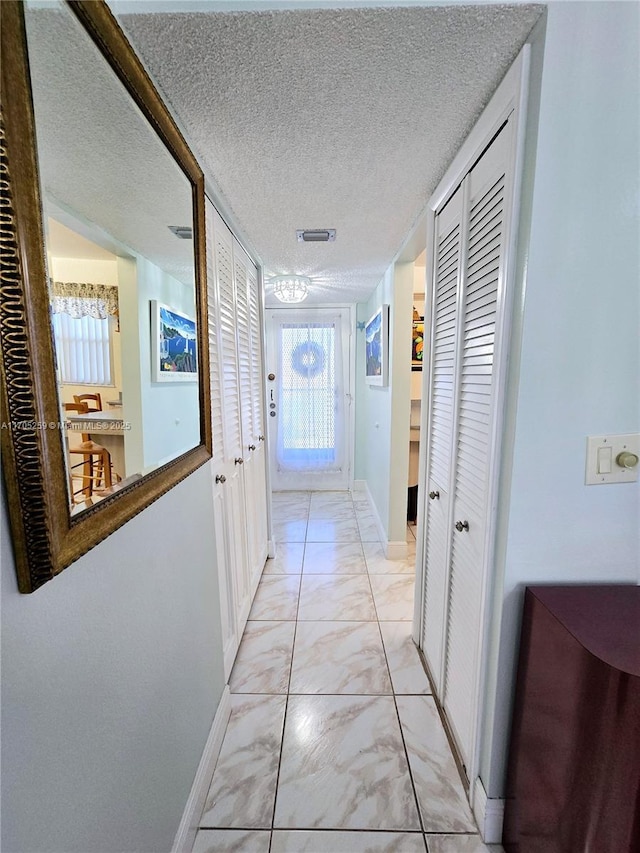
[296,229,336,243]
[270,275,311,303]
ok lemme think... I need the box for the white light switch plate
[585,434,640,485]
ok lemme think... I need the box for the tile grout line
[267,507,307,851]
[365,536,429,846]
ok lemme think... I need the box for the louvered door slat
[233,245,253,449]
[247,260,264,441]
[206,201,225,467]
[214,210,242,458]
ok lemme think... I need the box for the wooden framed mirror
[0,0,212,593]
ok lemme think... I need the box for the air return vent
[168,225,193,239]
[296,229,336,243]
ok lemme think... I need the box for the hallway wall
[355,268,393,532]
[482,0,640,800]
[1,464,226,853]
[354,261,413,547]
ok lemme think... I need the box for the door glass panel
[276,321,344,473]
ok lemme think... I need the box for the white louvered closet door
[206,199,238,677]
[211,208,251,641]
[234,241,268,591]
[246,257,268,577]
[421,186,463,694]
[443,122,513,771]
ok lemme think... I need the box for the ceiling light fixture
[270,275,311,304]
[296,229,336,243]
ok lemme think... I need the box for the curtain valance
[50,281,119,321]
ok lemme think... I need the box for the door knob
[258,435,265,441]
[248,444,256,451]
[235,457,244,465]
[455,520,469,532]
[429,491,440,500]
[215,474,226,484]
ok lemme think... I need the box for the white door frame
[265,305,355,492]
[413,44,532,807]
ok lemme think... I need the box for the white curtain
[50,281,118,385]
[51,312,112,385]
[275,315,345,473]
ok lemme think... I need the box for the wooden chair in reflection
[64,401,112,504]
[73,392,102,412]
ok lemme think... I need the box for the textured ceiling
[117,3,543,306]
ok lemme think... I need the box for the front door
[266,308,352,491]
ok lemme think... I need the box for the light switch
[586,433,640,485]
[597,446,612,474]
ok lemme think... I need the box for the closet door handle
[215,474,226,484]
[455,520,469,533]
[258,435,265,441]
[235,457,244,465]
[429,491,440,500]
[248,444,256,451]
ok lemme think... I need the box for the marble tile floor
[195,491,503,853]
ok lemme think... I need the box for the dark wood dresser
[503,585,640,853]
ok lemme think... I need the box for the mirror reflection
[23,0,201,514]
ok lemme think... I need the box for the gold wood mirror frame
[0,0,212,593]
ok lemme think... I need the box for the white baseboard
[172,686,232,853]
[473,776,504,845]
[385,540,408,560]
[361,481,388,544]
[267,539,276,559]
[359,481,408,559]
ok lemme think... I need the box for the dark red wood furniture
[503,585,640,853]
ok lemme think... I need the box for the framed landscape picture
[412,318,424,370]
[151,300,198,382]
[365,304,389,386]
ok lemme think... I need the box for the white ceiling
[114,2,543,306]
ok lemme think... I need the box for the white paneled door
[266,309,352,491]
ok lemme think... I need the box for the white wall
[481,1,640,799]
[1,464,225,853]
[389,262,414,544]
[354,261,414,545]
[118,256,146,476]
[136,257,200,470]
[355,270,394,530]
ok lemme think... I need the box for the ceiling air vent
[296,229,336,243]
[168,225,193,240]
